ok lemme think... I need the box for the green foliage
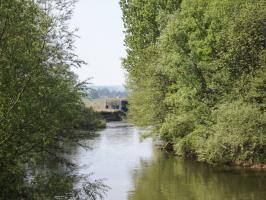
[200,101,266,164]
[121,0,266,165]
[0,0,106,198]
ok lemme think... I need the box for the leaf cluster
[0,0,106,198]
[120,0,266,164]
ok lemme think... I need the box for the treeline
[89,87,127,99]
[0,0,106,199]
[120,0,266,165]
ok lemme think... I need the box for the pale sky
[70,0,126,86]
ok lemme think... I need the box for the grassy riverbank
[83,98,126,121]
[83,98,108,112]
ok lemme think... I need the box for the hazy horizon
[70,0,126,86]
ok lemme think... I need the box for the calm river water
[70,122,266,200]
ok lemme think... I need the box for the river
[69,122,266,200]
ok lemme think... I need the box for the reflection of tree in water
[20,132,109,200]
[25,164,108,199]
[128,148,266,200]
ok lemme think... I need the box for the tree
[0,0,107,198]
[121,0,266,165]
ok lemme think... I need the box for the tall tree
[0,0,106,198]
[121,0,266,165]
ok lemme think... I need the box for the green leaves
[121,0,266,165]
[202,101,266,164]
[0,0,105,198]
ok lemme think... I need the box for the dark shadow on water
[37,123,265,200]
[128,147,266,200]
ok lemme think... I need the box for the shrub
[202,101,266,164]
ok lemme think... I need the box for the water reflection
[72,122,266,200]
[128,147,266,200]
[75,122,152,200]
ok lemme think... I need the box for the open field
[83,98,120,112]
[83,98,126,121]
[83,98,107,111]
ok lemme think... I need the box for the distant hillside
[87,85,127,99]
[92,85,126,92]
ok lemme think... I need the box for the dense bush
[120,0,266,165]
[200,101,266,164]
[0,0,106,198]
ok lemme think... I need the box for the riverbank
[233,162,266,170]
[99,110,126,121]
[83,98,127,122]
[161,142,266,170]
